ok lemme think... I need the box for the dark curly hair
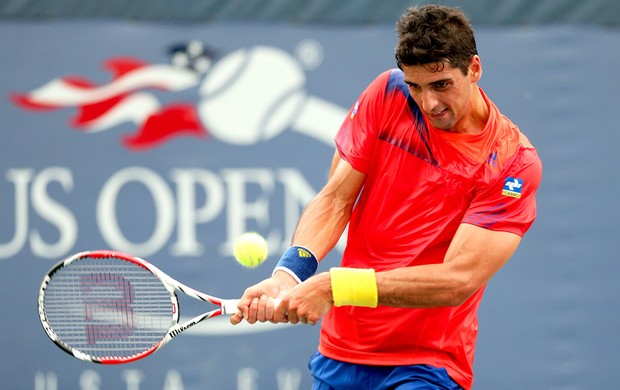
[394,5,478,75]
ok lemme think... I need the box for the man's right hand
[230,270,298,325]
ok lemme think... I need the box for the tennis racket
[37,250,240,364]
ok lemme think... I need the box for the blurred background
[1,0,619,389]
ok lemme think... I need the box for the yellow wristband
[330,267,378,308]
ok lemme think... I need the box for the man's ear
[469,55,482,82]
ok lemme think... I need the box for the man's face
[401,57,482,133]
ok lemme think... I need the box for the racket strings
[42,256,174,359]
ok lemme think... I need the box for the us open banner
[1,21,619,389]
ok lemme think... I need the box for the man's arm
[277,222,521,325]
[231,152,365,325]
[377,223,521,307]
[290,151,365,259]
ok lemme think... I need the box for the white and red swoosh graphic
[11,57,206,150]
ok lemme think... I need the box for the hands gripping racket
[37,250,240,364]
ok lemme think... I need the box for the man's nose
[420,90,440,113]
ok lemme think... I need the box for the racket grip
[220,299,240,315]
[221,298,283,315]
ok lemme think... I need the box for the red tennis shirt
[318,69,542,389]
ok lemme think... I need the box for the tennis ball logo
[198,46,306,145]
[233,232,269,268]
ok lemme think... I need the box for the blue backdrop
[1,21,619,389]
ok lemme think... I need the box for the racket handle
[220,299,240,315]
[220,298,283,315]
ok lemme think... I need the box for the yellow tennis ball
[233,232,269,268]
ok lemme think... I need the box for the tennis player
[231,5,542,389]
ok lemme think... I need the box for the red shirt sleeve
[335,71,392,174]
[463,146,542,236]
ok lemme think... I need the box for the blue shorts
[308,351,464,390]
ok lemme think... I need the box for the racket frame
[38,250,239,364]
